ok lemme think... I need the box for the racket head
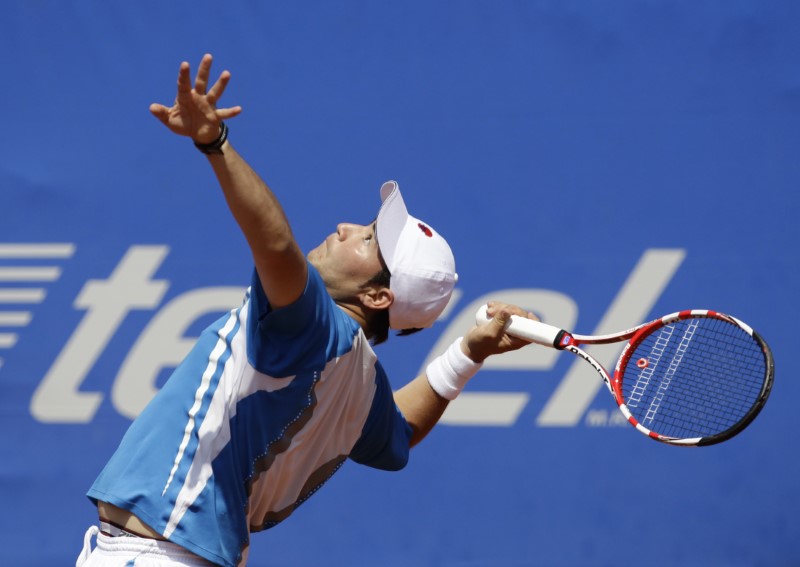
[612,310,774,446]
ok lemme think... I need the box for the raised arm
[394,302,535,447]
[149,54,307,308]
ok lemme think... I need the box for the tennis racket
[476,305,774,446]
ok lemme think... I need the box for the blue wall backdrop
[2,2,798,565]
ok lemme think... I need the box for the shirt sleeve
[348,360,413,471]
[246,263,353,377]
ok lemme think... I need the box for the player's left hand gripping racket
[476,306,774,446]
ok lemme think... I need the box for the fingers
[216,105,244,120]
[483,301,538,347]
[206,70,230,106]
[193,54,213,95]
[149,103,170,123]
[485,301,536,322]
[153,54,240,133]
[489,307,512,332]
[204,63,241,118]
[463,304,526,362]
[173,55,222,98]
[185,54,237,111]
[177,61,192,94]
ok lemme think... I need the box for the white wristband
[426,337,483,400]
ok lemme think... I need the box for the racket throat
[554,330,574,349]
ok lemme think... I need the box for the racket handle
[475,304,570,349]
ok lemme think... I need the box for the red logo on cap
[418,223,432,237]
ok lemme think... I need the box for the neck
[336,301,371,337]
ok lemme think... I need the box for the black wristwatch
[194,122,228,155]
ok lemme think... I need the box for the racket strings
[620,317,766,439]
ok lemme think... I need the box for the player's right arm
[394,303,535,447]
[149,54,307,308]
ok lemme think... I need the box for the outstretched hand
[149,54,242,144]
[461,301,536,363]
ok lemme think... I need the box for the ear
[360,286,394,311]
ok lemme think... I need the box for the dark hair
[362,259,423,346]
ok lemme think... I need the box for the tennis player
[76,54,536,567]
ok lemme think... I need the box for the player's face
[307,221,385,298]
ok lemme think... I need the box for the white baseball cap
[376,181,457,330]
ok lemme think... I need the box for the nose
[336,223,358,240]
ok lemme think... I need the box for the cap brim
[376,181,408,270]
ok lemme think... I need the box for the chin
[307,245,321,263]
[307,250,324,273]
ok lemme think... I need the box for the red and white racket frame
[475,306,774,446]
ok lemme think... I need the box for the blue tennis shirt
[88,264,413,567]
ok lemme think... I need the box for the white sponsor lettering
[31,246,171,423]
[1,243,74,389]
[24,245,685,426]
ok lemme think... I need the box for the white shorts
[76,525,219,567]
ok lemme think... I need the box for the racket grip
[475,304,569,349]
